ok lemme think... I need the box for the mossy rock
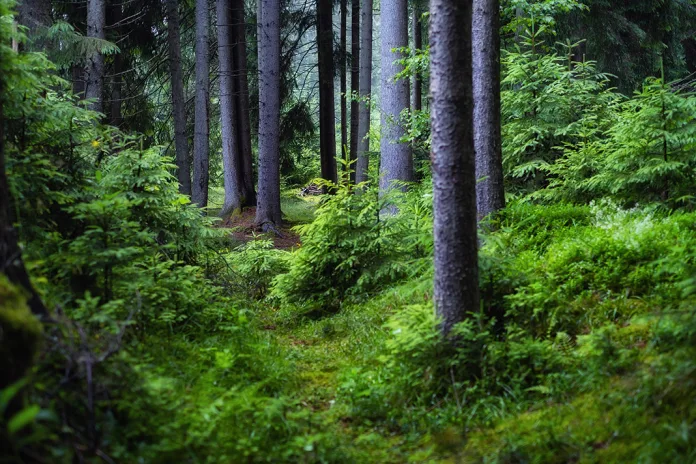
[0,275,43,388]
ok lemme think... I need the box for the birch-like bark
[85,0,106,113]
[355,0,372,183]
[430,0,479,335]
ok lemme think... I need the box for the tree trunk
[0,72,48,319]
[218,0,242,217]
[317,0,338,183]
[349,0,360,183]
[411,4,422,112]
[85,0,106,113]
[255,0,283,229]
[16,0,51,47]
[109,2,123,127]
[166,0,192,195]
[473,0,505,222]
[355,0,372,184]
[232,0,256,206]
[340,0,348,169]
[192,0,210,208]
[430,0,479,336]
[379,0,412,196]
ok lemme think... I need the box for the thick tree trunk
[473,0,505,222]
[411,4,422,112]
[255,0,283,229]
[349,0,359,183]
[218,0,242,217]
[166,0,192,195]
[16,0,51,47]
[355,0,372,183]
[379,0,412,196]
[430,0,479,336]
[85,0,106,113]
[317,0,338,183]
[192,0,210,208]
[0,77,48,319]
[231,0,256,206]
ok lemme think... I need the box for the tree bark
[317,0,338,183]
[0,69,48,319]
[355,0,372,184]
[379,0,412,196]
[340,0,348,169]
[165,0,192,195]
[349,0,360,183]
[16,0,51,47]
[109,2,123,127]
[85,0,106,113]
[473,0,505,222]
[231,0,256,206]
[255,0,283,229]
[192,0,210,208]
[218,0,243,217]
[430,0,479,336]
[411,4,422,112]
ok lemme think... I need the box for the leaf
[8,405,40,435]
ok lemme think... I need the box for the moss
[0,275,43,387]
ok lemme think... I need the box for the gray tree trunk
[430,0,479,336]
[192,0,210,208]
[411,4,422,112]
[166,0,192,196]
[379,0,412,196]
[255,0,283,229]
[349,0,360,183]
[473,0,505,222]
[17,0,51,46]
[317,0,338,183]
[340,0,348,168]
[355,0,372,184]
[85,0,106,113]
[232,0,256,206]
[218,0,242,217]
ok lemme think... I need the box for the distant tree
[165,0,192,195]
[317,0,338,183]
[255,0,283,230]
[473,0,505,222]
[355,0,372,183]
[85,0,106,113]
[349,0,360,182]
[218,0,243,216]
[379,0,412,196]
[430,0,479,335]
[411,2,422,112]
[340,0,348,167]
[231,0,256,206]
[192,0,210,207]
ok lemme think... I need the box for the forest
[1,0,696,461]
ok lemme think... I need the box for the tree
[411,2,422,112]
[218,0,243,217]
[355,0,372,183]
[165,0,192,196]
[430,0,479,335]
[231,0,256,206]
[349,0,360,182]
[255,0,283,230]
[317,0,338,183]
[192,0,210,208]
[85,0,106,113]
[473,0,504,222]
[379,0,412,196]
[340,0,348,167]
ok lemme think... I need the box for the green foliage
[227,239,290,298]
